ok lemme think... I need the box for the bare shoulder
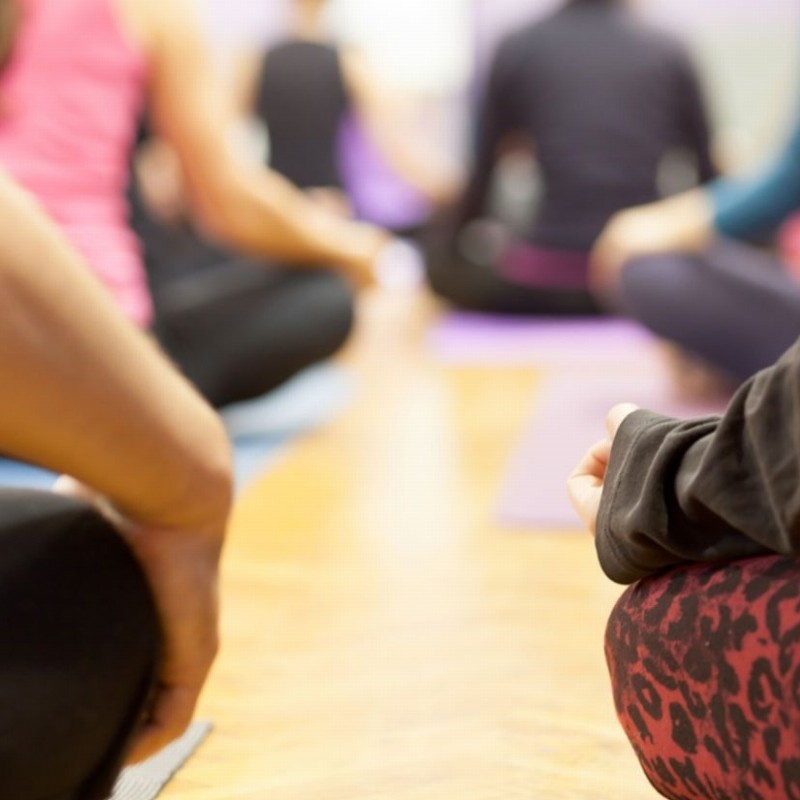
[113,0,199,55]
[339,45,375,94]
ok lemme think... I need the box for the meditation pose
[427,0,715,316]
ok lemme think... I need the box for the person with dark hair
[427,0,716,316]
[0,0,391,409]
[568,337,800,799]
[0,168,232,799]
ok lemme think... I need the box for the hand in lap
[567,403,638,535]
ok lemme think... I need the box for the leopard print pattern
[605,555,800,800]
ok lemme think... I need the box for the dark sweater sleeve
[454,36,524,227]
[710,109,800,239]
[673,45,717,184]
[596,335,800,584]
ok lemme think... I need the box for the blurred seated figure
[127,0,461,404]
[593,93,800,388]
[0,0,392,409]
[568,338,800,800]
[232,0,458,224]
[426,0,716,316]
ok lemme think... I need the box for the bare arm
[0,170,233,761]
[141,0,385,284]
[341,47,461,207]
[590,189,715,291]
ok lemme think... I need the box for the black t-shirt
[253,39,349,190]
[457,0,716,249]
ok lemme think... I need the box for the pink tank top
[0,0,151,325]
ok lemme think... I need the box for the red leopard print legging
[606,555,800,800]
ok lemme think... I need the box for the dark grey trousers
[620,238,800,382]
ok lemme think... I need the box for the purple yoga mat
[428,313,656,367]
[338,114,431,230]
[496,364,728,529]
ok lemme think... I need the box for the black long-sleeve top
[597,336,800,584]
[458,0,716,249]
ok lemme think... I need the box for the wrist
[115,421,233,541]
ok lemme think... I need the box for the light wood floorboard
[161,287,657,799]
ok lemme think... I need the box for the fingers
[568,402,638,535]
[52,474,93,500]
[567,438,612,536]
[566,472,603,535]
[606,403,639,438]
[569,438,611,482]
[125,684,199,764]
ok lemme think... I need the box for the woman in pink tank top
[0,0,149,322]
[0,0,388,405]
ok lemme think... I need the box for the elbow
[200,410,235,521]
[178,404,235,537]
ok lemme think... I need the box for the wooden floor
[162,286,657,799]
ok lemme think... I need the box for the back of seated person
[426,0,716,317]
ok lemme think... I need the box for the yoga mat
[221,362,353,439]
[0,459,57,489]
[223,362,354,489]
[110,720,212,800]
[496,365,729,529]
[428,313,655,367]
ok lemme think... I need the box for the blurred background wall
[475,0,799,171]
[193,0,800,192]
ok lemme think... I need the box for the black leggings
[0,489,161,800]
[619,239,800,382]
[130,184,355,409]
[423,218,601,316]
[151,259,354,409]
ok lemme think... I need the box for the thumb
[606,403,639,439]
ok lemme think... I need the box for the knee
[305,270,355,355]
[604,556,800,800]
[301,270,355,358]
[0,490,160,799]
[617,253,689,315]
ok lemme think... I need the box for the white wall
[192,0,473,96]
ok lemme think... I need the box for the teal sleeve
[711,117,800,239]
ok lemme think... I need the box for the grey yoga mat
[109,720,212,800]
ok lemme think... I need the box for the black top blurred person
[235,0,457,214]
[426,0,717,316]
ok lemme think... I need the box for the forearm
[188,158,382,277]
[710,159,800,240]
[597,336,800,583]
[656,188,716,251]
[594,188,715,280]
[0,173,232,531]
[708,115,800,239]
